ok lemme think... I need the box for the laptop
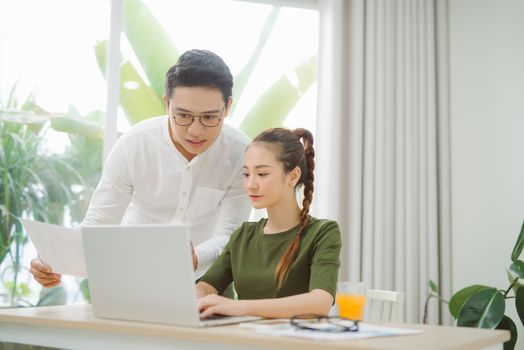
[81,225,260,327]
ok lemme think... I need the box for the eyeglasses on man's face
[290,314,360,333]
[169,104,225,128]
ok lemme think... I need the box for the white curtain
[314,0,452,324]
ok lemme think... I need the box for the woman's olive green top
[200,217,341,299]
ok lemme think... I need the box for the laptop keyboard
[200,315,262,327]
[201,315,232,321]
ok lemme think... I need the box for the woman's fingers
[200,305,222,319]
[198,295,230,317]
[200,307,213,319]
[198,295,238,318]
[198,295,217,312]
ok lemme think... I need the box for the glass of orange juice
[336,282,366,320]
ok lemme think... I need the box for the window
[0,0,109,307]
[116,0,318,137]
[0,0,318,308]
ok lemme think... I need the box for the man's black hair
[165,49,233,104]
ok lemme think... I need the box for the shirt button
[179,207,184,211]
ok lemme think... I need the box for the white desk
[0,304,509,350]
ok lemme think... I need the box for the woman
[197,128,341,319]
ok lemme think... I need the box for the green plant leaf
[80,278,91,303]
[239,55,317,138]
[84,110,105,124]
[122,0,179,99]
[449,285,492,319]
[36,285,67,307]
[5,80,19,109]
[95,40,165,125]
[0,110,48,125]
[496,315,517,350]
[231,7,280,115]
[516,285,524,327]
[510,260,524,279]
[51,116,104,139]
[511,220,524,262]
[429,279,439,294]
[506,268,523,295]
[3,281,32,299]
[457,289,505,329]
[18,282,32,297]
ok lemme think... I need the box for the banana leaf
[0,108,104,139]
[0,110,47,125]
[231,7,280,116]
[51,116,104,139]
[95,40,166,125]
[240,55,317,138]
[123,0,179,100]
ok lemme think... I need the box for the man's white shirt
[82,116,252,277]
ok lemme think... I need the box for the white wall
[449,0,524,346]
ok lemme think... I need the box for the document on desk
[245,322,422,341]
[22,219,86,278]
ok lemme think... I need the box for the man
[30,49,251,287]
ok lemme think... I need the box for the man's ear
[288,167,302,187]
[224,97,233,118]
[163,95,169,114]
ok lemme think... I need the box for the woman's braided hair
[252,128,315,288]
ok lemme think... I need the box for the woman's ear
[288,167,302,187]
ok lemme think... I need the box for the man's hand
[30,257,61,288]
[198,294,249,319]
[191,242,198,271]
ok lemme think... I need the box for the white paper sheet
[247,322,423,341]
[22,219,86,278]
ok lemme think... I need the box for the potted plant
[1,85,101,307]
[425,220,524,350]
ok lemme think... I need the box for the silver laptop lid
[82,225,201,326]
